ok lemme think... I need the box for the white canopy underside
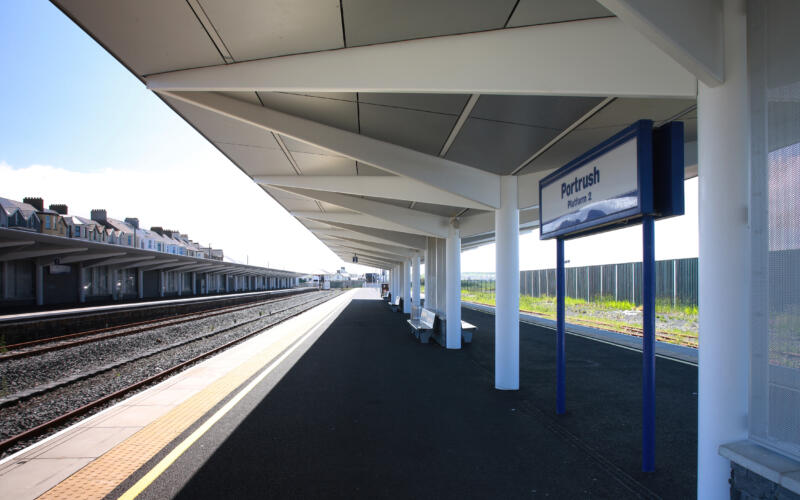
[53,0,703,268]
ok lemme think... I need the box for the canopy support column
[697,1,750,497]
[445,222,461,349]
[403,260,411,314]
[495,175,519,390]
[412,253,421,317]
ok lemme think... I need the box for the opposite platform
[0,289,354,500]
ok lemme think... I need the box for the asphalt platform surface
[167,289,697,499]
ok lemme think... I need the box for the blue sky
[0,1,698,274]
[0,1,359,273]
[0,1,214,173]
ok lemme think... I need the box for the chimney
[23,197,44,211]
[163,229,175,238]
[49,204,68,215]
[150,226,164,235]
[90,209,107,224]
[124,217,139,229]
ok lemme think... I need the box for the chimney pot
[90,209,107,224]
[23,197,44,211]
[48,204,68,215]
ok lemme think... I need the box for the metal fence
[462,258,698,307]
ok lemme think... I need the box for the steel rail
[1,290,312,358]
[0,291,338,454]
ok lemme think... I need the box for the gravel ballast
[0,290,340,458]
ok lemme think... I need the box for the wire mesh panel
[749,0,800,459]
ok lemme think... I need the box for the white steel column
[78,264,86,303]
[35,262,44,306]
[412,253,421,316]
[495,175,520,390]
[436,238,446,317]
[394,265,400,299]
[445,222,461,349]
[697,1,750,498]
[425,238,435,312]
[1,261,8,300]
[403,260,411,314]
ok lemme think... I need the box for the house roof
[0,197,39,219]
[104,217,136,234]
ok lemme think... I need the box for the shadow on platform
[175,291,696,499]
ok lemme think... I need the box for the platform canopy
[51,0,710,269]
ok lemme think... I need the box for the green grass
[461,290,698,348]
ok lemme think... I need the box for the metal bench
[460,320,477,343]
[407,307,436,343]
[390,296,403,312]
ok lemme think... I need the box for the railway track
[0,289,340,456]
[0,290,313,361]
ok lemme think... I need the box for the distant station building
[0,195,301,309]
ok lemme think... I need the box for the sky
[0,1,698,276]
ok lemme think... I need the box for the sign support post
[556,238,566,415]
[642,215,656,472]
[539,120,683,473]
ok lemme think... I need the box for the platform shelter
[45,1,800,496]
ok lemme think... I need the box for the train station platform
[0,287,697,499]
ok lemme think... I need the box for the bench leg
[461,330,473,344]
[420,331,431,344]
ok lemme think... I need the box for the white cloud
[0,160,381,275]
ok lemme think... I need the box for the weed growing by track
[461,291,698,348]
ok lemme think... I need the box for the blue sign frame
[539,120,654,240]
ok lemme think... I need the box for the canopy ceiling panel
[299,220,335,230]
[357,93,470,115]
[215,143,295,176]
[358,104,457,156]
[411,202,474,218]
[318,201,345,213]
[165,96,281,149]
[507,0,613,27]
[445,95,605,175]
[59,0,223,75]
[279,135,345,157]
[519,98,697,174]
[356,162,394,176]
[341,0,518,47]
[264,188,321,213]
[197,0,344,62]
[292,152,357,176]
[255,92,359,132]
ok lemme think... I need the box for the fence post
[600,266,603,299]
[615,264,618,301]
[587,267,590,302]
[673,259,677,307]
[632,262,636,305]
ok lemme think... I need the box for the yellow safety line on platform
[38,292,352,500]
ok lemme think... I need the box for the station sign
[539,120,683,240]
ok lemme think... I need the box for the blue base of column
[556,238,566,415]
[642,215,656,472]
